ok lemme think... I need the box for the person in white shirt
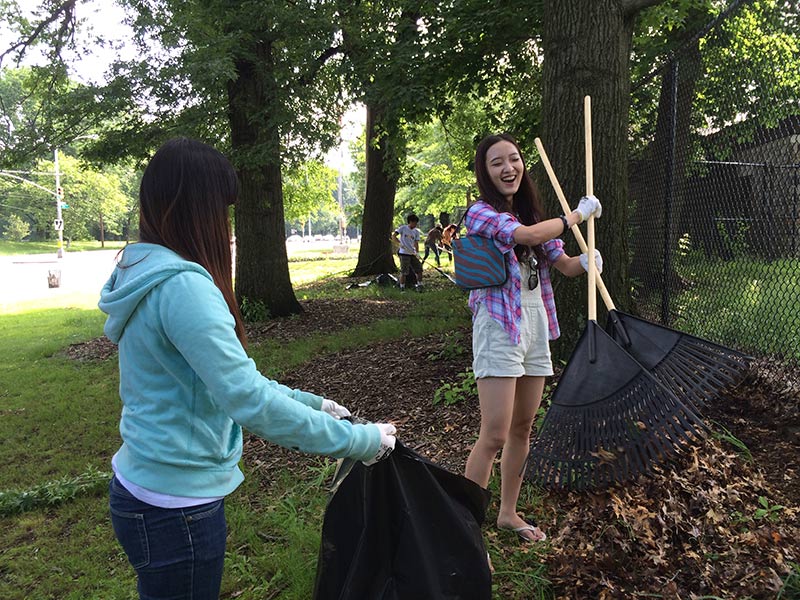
[392,213,423,291]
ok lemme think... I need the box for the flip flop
[500,523,547,543]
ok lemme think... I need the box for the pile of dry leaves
[541,441,797,598]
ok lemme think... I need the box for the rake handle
[534,137,616,311]
[585,96,597,322]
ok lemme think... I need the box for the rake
[420,257,458,286]
[533,137,751,410]
[525,97,708,490]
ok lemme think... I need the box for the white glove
[320,399,351,419]
[579,249,603,274]
[575,195,602,222]
[362,423,397,466]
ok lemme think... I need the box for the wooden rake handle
[534,137,616,312]
[584,96,597,322]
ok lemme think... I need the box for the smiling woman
[461,132,602,544]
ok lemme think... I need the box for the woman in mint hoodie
[100,137,396,599]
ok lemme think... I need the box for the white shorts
[471,277,553,379]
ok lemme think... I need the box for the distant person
[421,223,444,266]
[99,137,397,599]
[440,223,458,264]
[392,213,423,291]
[462,133,602,544]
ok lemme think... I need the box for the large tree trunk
[352,102,399,277]
[539,0,659,359]
[227,41,301,317]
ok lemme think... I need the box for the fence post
[661,59,679,326]
[793,165,798,257]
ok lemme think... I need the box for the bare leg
[495,376,546,541]
[464,377,517,488]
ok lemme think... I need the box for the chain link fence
[628,0,799,365]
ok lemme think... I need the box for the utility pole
[54,148,65,259]
[338,167,345,241]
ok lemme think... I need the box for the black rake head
[606,310,752,409]
[525,322,708,491]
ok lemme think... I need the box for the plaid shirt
[465,200,565,344]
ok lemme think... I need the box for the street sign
[53,218,64,231]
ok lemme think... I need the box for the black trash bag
[313,441,492,600]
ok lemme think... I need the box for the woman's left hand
[321,399,352,419]
[579,249,603,274]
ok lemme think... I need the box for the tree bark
[227,41,301,317]
[352,102,399,277]
[539,0,649,359]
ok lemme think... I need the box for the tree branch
[297,45,344,87]
[621,0,666,17]
[0,0,77,67]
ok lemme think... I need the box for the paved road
[1,240,354,308]
[0,249,120,306]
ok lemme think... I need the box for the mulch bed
[66,295,799,598]
[244,297,414,343]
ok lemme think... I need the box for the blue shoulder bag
[451,209,508,290]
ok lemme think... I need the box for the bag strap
[454,200,477,234]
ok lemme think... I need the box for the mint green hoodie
[99,243,380,498]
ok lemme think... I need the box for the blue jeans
[109,476,227,600]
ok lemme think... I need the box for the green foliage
[282,160,339,225]
[0,466,110,516]
[52,152,134,241]
[427,330,468,361]
[240,296,270,322]
[753,495,784,522]
[0,105,137,244]
[534,383,554,433]
[711,421,752,461]
[433,368,477,406]
[778,562,800,600]
[630,0,800,157]
[396,114,476,220]
[2,212,30,240]
[0,62,93,169]
[715,217,751,259]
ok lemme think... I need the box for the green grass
[289,257,358,287]
[0,308,117,489]
[0,240,127,256]
[1,494,137,600]
[672,255,800,360]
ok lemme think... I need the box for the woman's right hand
[576,195,602,222]
[362,423,397,466]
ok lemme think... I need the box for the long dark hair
[474,133,545,263]
[139,137,246,346]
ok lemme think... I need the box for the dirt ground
[67,288,800,599]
